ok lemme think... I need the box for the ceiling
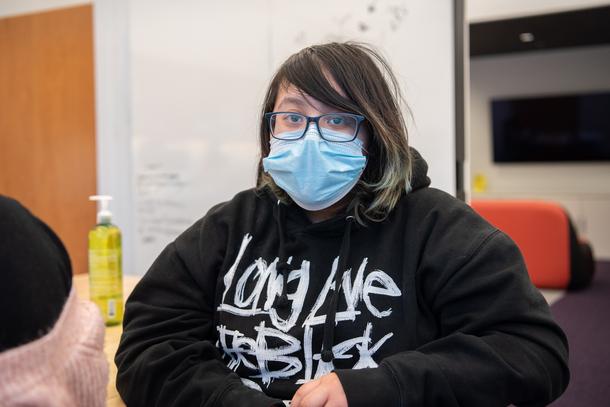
[470,6,610,57]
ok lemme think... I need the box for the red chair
[470,200,594,290]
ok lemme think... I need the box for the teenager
[116,42,569,407]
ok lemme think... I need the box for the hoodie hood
[408,147,431,192]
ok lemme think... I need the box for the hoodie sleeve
[335,214,569,406]
[114,215,284,407]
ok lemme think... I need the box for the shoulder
[393,187,500,260]
[171,188,272,270]
[202,187,272,225]
[398,187,486,226]
[388,189,528,298]
[175,188,272,244]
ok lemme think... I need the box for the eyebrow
[276,96,309,111]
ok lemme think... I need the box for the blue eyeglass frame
[264,112,366,142]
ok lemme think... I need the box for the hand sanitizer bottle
[88,195,123,326]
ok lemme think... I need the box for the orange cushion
[470,200,570,289]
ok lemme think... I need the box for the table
[73,274,140,407]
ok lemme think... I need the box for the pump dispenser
[91,195,113,224]
[88,195,123,326]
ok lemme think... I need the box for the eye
[284,114,304,123]
[326,115,345,126]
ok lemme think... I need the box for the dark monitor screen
[491,92,610,162]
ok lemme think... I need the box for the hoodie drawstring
[275,201,292,308]
[321,215,354,363]
[274,201,355,363]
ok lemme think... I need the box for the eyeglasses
[265,112,365,142]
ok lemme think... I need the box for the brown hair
[256,42,412,223]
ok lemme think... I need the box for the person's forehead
[276,84,318,106]
[275,80,346,112]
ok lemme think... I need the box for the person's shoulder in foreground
[0,195,108,407]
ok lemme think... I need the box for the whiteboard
[129,0,456,275]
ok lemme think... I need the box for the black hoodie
[115,149,569,407]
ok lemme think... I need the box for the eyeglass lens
[270,113,358,142]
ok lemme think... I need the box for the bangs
[276,49,361,115]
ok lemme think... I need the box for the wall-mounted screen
[492,92,610,162]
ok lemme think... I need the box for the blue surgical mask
[262,126,367,211]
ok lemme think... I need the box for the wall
[127,0,458,275]
[92,0,135,279]
[469,45,610,259]
[2,0,460,275]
